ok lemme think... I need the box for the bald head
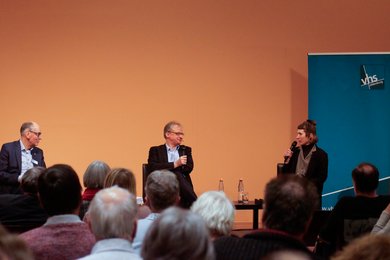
[88,186,137,241]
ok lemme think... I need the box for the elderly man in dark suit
[148,121,197,208]
[0,121,46,194]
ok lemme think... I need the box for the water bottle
[218,178,224,192]
[238,179,244,203]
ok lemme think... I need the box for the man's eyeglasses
[169,131,184,136]
[29,130,42,137]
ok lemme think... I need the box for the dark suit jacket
[148,144,196,208]
[148,144,193,176]
[0,193,48,233]
[282,145,328,197]
[0,140,46,194]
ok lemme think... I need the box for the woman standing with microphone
[283,120,328,208]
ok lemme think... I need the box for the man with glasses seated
[0,121,46,194]
[148,121,197,208]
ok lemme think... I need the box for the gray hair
[20,122,35,135]
[141,207,215,260]
[88,186,137,241]
[145,170,179,212]
[21,166,45,194]
[191,191,235,238]
[83,160,111,189]
[163,121,182,139]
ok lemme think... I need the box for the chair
[214,229,314,259]
[277,163,284,176]
[142,163,150,199]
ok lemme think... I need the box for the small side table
[234,200,263,229]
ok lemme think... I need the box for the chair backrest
[214,230,314,259]
[343,217,378,243]
[142,163,150,199]
[277,163,284,176]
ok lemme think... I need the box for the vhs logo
[360,65,385,90]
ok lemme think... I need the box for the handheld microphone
[180,145,187,171]
[284,141,297,163]
[289,141,297,151]
[181,145,186,155]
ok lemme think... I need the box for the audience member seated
[0,224,34,260]
[191,190,235,240]
[132,170,179,253]
[20,164,95,260]
[79,186,141,260]
[141,207,215,260]
[314,162,390,259]
[0,166,48,233]
[332,234,390,260]
[213,175,318,260]
[80,160,111,220]
[103,167,151,219]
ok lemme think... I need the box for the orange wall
[1,1,390,222]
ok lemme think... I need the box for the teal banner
[308,53,390,210]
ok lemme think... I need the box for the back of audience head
[191,191,235,239]
[83,160,111,189]
[0,224,34,260]
[145,170,179,212]
[262,175,318,238]
[21,166,45,194]
[141,207,215,260]
[352,162,379,195]
[104,167,136,195]
[332,234,390,260]
[88,186,137,241]
[38,164,82,216]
